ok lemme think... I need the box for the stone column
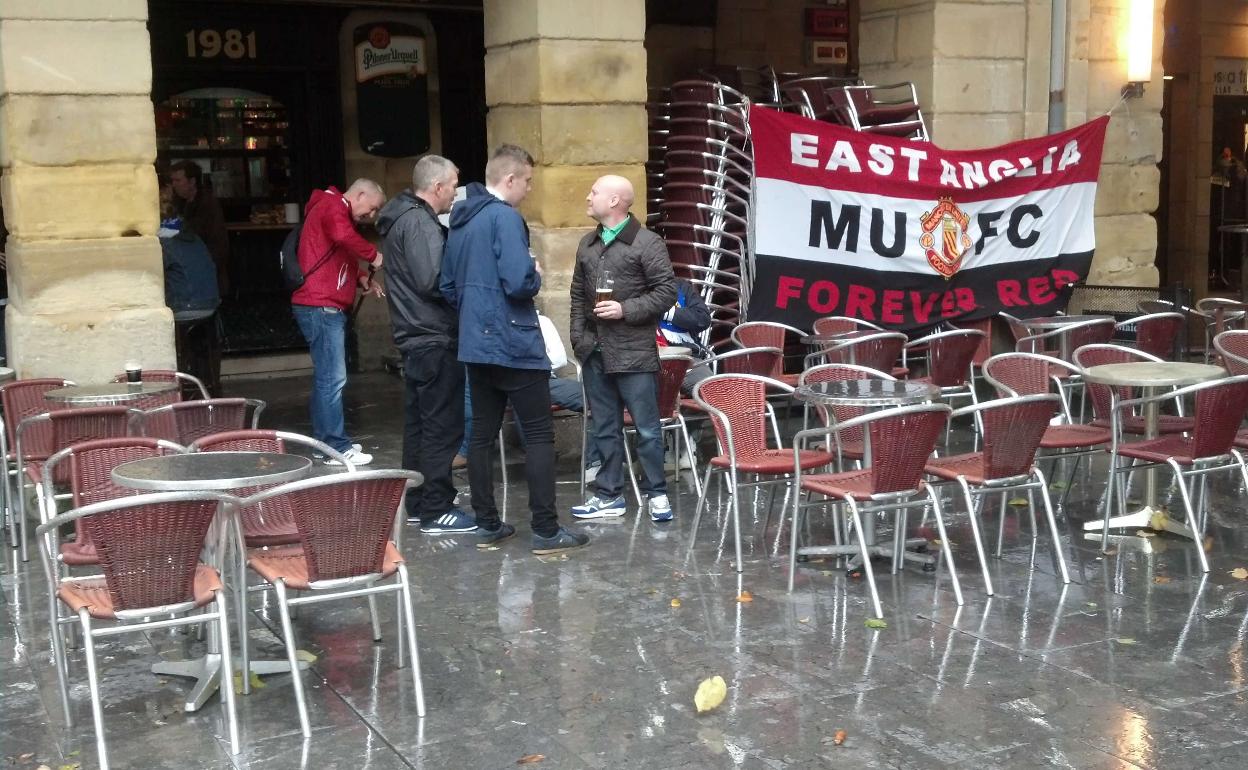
[858,0,1166,287]
[482,0,649,359]
[0,0,173,382]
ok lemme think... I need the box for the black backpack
[279,223,334,292]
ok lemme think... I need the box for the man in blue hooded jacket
[440,145,589,555]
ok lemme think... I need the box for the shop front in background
[150,2,346,358]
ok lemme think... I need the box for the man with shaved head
[569,175,677,522]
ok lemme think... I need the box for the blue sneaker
[420,509,478,534]
[571,494,627,519]
[648,494,673,523]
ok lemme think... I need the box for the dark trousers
[402,346,465,524]
[466,363,558,537]
[582,352,667,498]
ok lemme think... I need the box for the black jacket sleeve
[669,280,711,333]
[620,235,677,327]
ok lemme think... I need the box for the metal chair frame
[787,403,960,618]
[1,378,74,552]
[234,470,425,738]
[802,331,907,370]
[36,491,240,769]
[137,397,265,444]
[1117,312,1185,360]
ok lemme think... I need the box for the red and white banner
[746,107,1109,330]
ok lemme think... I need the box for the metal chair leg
[846,499,884,619]
[273,582,312,738]
[787,490,805,592]
[368,596,383,642]
[678,416,702,497]
[397,564,426,717]
[79,610,110,770]
[686,465,716,559]
[48,585,72,725]
[1033,468,1070,583]
[215,594,241,755]
[622,428,644,507]
[995,491,1007,558]
[958,478,994,595]
[235,552,251,695]
[1168,460,1210,573]
[729,467,744,571]
[927,487,963,605]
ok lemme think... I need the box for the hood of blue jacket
[449,183,500,229]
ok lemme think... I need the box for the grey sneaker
[648,494,673,523]
[531,527,590,555]
[475,521,517,547]
[571,494,626,519]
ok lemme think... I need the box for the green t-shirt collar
[600,214,630,246]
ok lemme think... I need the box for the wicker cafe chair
[1099,376,1248,572]
[622,354,702,503]
[109,369,209,441]
[903,328,985,410]
[788,403,957,618]
[1073,344,1194,436]
[15,406,136,563]
[982,353,1111,510]
[1213,331,1248,452]
[682,346,785,438]
[1,378,74,552]
[138,397,265,445]
[731,321,807,385]
[797,363,898,465]
[235,471,425,738]
[36,492,240,769]
[811,316,884,336]
[686,374,835,572]
[1122,312,1185,360]
[803,332,907,375]
[923,394,1072,596]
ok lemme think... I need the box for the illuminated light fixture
[1122,0,1155,98]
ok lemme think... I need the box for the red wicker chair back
[1191,379,1248,458]
[868,407,947,494]
[110,370,183,437]
[979,398,1055,480]
[656,357,693,419]
[280,476,409,582]
[732,324,787,377]
[1073,345,1147,420]
[83,497,221,612]
[169,398,249,444]
[697,376,770,462]
[951,318,994,366]
[983,354,1053,397]
[802,365,890,446]
[1215,330,1248,375]
[1133,315,1183,360]
[193,429,283,453]
[722,348,782,377]
[812,317,856,336]
[47,407,134,484]
[1061,320,1115,361]
[193,429,292,538]
[69,438,178,556]
[925,331,982,387]
[1,378,68,461]
[843,334,904,374]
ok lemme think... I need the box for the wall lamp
[1122,0,1155,98]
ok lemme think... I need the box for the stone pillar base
[6,305,175,381]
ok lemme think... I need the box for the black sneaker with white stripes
[419,509,478,534]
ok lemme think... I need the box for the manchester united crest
[919,197,973,280]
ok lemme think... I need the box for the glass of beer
[596,269,615,304]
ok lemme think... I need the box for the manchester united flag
[746,107,1109,330]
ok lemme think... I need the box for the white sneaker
[327,446,373,466]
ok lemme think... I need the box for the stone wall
[0,0,174,381]
[858,0,1165,288]
[482,0,649,368]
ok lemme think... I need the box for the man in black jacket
[569,175,677,522]
[376,155,477,534]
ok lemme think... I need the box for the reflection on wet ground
[5,373,1248,768]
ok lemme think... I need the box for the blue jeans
[582,352,666,498]
[292,304,351,452]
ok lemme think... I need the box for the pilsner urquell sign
[746,107,1109,330]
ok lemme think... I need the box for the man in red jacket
[291,178,386,465]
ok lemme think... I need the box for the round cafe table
[793,379,941,570]
[0,367,14,383]
[111,451,313,712]
[44,381,177,407]
[1081,361,1225,540]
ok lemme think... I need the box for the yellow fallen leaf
[1154,575,1172,584]
[1116,637,1138,645]
[864,618,888,629]
[294,649,318,664]
[1135,530,1156,538]
[1149,510,1170,531]
[833,729,848,746]
[1231,567,1248,580]
[820,570,834,577]
[1205,536,1215,552]
[694,675,728,713]
[736,590,754,603]
[232,670,265,694]
[516,754,546,765]
[1008,497,1029,507]
[670,598,682,608]
[797,617,811,624]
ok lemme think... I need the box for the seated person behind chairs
[159,178,221,393]
[455,314,605,476]
[659,277,712,395]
